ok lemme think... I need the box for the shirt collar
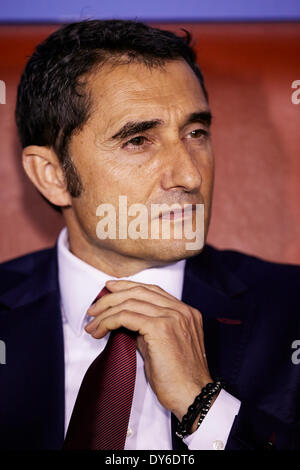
[57,227,186,336]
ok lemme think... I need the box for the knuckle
[133,286,145,295]
[122,299,134,309]
[192,306,201,315]
[171,309,190,330]
[191,306,201,318]
[118,309,130,319]
[171,309,182,320]
[170,306,190,323]
[182,305,193,317]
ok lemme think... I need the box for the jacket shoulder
[0,248,56,296]
[204,244,300,287]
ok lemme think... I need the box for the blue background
[1,0,300,22]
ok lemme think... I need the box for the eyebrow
[110,110,212,141]
[111,120,163,140]
[184,111,212,128]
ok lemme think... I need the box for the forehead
[86,59,207,130]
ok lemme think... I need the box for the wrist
[175,380,223,439]
[172,378,213,421]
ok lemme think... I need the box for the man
[0,19,300,450]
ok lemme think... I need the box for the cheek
[204,159,214,187]
[78,162,148,211]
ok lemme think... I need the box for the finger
[90,310,153,339]
[87,285,184,316]
[106,279,175,300]
[86,300,174,332]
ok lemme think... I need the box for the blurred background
[0,1,299,264]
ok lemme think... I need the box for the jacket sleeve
[225,402,300,450]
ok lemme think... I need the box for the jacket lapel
[0,247,65,449]
[181,245,248,385]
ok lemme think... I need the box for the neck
[64,216,169,278]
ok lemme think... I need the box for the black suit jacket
[1,243,300,450]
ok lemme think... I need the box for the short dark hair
[15,19,208,209]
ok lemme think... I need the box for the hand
[85,280,213,421]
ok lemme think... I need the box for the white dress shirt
[57,227,241,450]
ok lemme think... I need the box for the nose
[160,140,202,192]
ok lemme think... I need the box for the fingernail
[106,280,116,285]
[85,321,94,331]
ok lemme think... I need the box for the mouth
[158,204,196,221]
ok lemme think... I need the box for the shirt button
[127,427,133,438]
[212,440,224,450]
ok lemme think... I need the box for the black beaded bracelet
[175,381,222,439]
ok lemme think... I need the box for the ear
[22,145,72,207]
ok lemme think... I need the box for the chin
[136,239,205,263]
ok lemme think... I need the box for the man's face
[67,59,214,263]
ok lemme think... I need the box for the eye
[123,136,147,148]
[189,129,209,139]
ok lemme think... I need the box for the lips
[159,205,195,220]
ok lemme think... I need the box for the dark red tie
[63,287,137,450]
